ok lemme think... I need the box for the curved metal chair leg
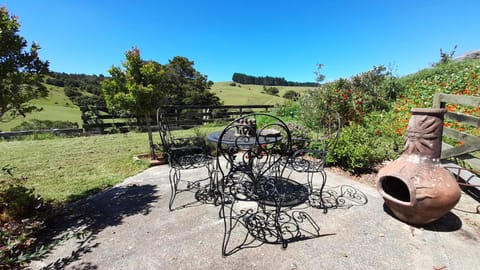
[319,170,328,214]
[168,167,181,211]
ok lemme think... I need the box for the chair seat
[285,149,327,173]
[170,153,214,169]
[157,108,215,211]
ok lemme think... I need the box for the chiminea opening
[380,176,410,202]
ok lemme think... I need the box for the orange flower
[458,141,465,146]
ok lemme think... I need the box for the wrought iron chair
[216,113,319,255]
[156,108,215,211]
[285,110,341,213]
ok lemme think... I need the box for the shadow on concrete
[309,184,369,210]
[382,204,462,232]
[221,184,369,256]
[36,184,159,270]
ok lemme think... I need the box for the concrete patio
[29,163,480,270]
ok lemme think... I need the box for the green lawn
[0,126,222,203]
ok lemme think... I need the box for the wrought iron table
[207,130,280,149]
[207,129,309,207]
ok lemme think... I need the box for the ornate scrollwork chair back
[216,113,297,255]
[287,110,341,213]
[156,108,214,211]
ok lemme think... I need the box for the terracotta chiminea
[376,108,461,225]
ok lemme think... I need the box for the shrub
[273,101,301,122]
[329,124,400,173]
[283,90,300,100]
[299,65,404,128]
[0,165,49,268]
[264,86,279,96]
[286,122,311,151]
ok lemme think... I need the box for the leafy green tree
[264,86,279,96]
[102,48,220,156]
[102,48,165,155]
[283,90,300,101]
[0,6,50,122]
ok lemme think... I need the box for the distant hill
[0,72,105,131]
[455,50,480,60]
[210,82,314,105]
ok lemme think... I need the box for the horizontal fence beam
[433,93,480,172]
[445,111,480,127]
[81,105,275,132]
[433,93,480,108]
[0,128,83,138]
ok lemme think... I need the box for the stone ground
[28,162,480,270]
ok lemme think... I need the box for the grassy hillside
[210,82,314,105]
[0,84,82,131]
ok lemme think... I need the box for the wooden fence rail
[433,93,480,197]
[0,128,83,139]
[81,105,274,132]
[433,93,480,167]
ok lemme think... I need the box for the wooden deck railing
[433,93,480,168]
[433,93,480,198]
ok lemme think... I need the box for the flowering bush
[299,65,403,128]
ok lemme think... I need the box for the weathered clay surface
[376,108,461,225]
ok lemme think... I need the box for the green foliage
[286,122,311,151]
[47,72,106,109]
[0,166,49,268]
[273,101,301,122]
[232,72,316,86]
[11,119,78,131]
[102,48,220,115]
[299,65,404,128]
[329,124,400,173]
[390,58,480,139]
[102,48,221,155]
[330,58,480,173]
[400,58,480,104]
[0,6,50,122]
[282,90,300,100]
[264,86,280,96]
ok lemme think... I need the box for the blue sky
[2,0,479,83]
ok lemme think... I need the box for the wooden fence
[0,128,83,139]
[81,105,274,132]
[433,93,480,198]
